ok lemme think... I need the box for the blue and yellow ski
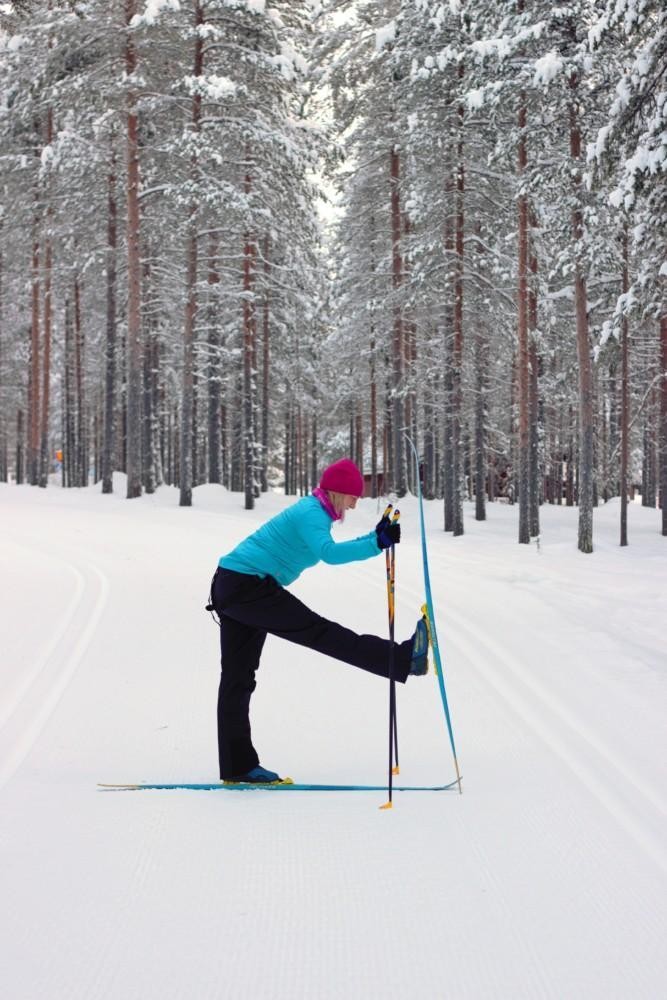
[405,434,463,794]
[97,779,460,793]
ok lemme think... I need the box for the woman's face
[343,494,358,511]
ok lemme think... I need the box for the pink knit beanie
[319,458,365,497]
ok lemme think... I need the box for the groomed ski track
[1,480,665,1000]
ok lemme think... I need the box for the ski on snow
[97,779,461,793]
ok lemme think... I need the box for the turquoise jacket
[219,495,380,586]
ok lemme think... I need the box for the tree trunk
[529,211,540,538]
[443,189,454,530]
[29,215,40,486]
[16,409,24,485]
[424,385,436,500]
[207,234,222,484]
[151,335,162,486]
[180,226,197,506]
[368,219,378,498]
[370,330,378,497]
[63,297,74,488]
[243,153,256,510]
[125,0,142,499]
[517,97,530,543]
[39,118,53,489]
[141,239,156,494]
[660,310,667,535]
[473,226,486,521]
[102,144,117,494]
[451,84,465,536]
[474,337,486,521]
[569,73,594,553]
[260,236,270,492]
[74,274,85,486]
[284,405,291,494]
[620,225,630,545]
[179,2,203,507]
[389,144,406,496]
[143,324,157,494]
[0,244,5,482]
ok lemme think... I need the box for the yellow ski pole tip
[379,801,393,810]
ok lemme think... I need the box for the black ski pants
[211,567,413,779]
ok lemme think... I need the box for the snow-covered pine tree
[589,1,667,536]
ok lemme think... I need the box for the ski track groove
[442,603,667,874]
[0,544,109,791]
[347,557,667,876]
[462,821,554,1000]
[83,802,170,1000]
[456,588,667,818]
[349,556,665,993]
[345,561,561,994]
[0,539,85,731]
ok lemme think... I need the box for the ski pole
[388,509,399,777]
[380,506,400,810]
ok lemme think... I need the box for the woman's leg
[216,615,267,779]
[213,568,413,684]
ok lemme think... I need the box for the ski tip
[97,783,142,790]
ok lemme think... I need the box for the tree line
[0,0,665,550]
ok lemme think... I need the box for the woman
[210,458,429,784]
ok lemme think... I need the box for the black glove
[376,518,401,550]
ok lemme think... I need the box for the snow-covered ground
[1,479,665,1000]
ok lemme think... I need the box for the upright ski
[406,434,463,793]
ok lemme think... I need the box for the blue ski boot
[409,616,430,675]
[226,765,282,784]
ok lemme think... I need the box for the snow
[1,480,666,999]
[375,21,396,52]
[130,0,180,28]
[589,123,612,162]
[471,37,510,62]
[185,73,237,101]
[533,50,564,87]
[466,87,486,111]
[4,33,25,52]
[609,186,625,208]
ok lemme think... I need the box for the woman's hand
[375,516,401,549]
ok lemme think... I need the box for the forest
[0,0,665,551]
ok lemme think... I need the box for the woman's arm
[295,506,380,566]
